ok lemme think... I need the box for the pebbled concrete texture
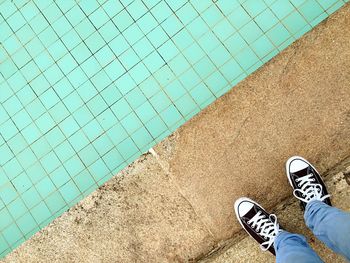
[2,4,350,263]
[154,3,350,242]
[2,155,215,263]
[202,158,350,263]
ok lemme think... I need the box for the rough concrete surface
[155,3,350,242]
[202,158,350,263]
[2,155,215,263]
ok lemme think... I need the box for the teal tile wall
[0,0,348,257]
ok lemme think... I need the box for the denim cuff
[304,200,324,217]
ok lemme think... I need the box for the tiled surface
[0,0,347,258]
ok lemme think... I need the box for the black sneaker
[286,156,331,210]
[234,197,282,255]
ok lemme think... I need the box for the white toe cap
[286,156,310,173]
[237,200,254,217]
[289,158,309,173]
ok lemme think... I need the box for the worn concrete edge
[197,155,350,262]
[2,150,218,262]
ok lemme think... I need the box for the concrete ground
[2,3,350,263]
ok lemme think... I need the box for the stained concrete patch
[154,3,350,242]
[2,155,215,263]
[202,159,350,263]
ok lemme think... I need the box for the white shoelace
[247,211,280,251]
[293,174,330,203]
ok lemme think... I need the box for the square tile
[239,21,263,44]
[17,212,38,238]
[119,48,140,70]
[208,44,231,67]
[75,18,96,40]
[198,31,221,53]
[161,14,183,37]
[65,5,85,26]
[102,0,123,18]
[190,83,215,107]
[242,0,267,17]
[201,4,224,27]
[72,104,93,127]
[88,159,110,182]
[147,26,169,48]
[36,176,56,199]
[228,6,250,29]
[151,1,173,23]
[112,10,133,32]
[186,16,209,39]
[174,93,198,117]
[44,191,66,213]
[270,0,295,19]
[2,223,23,246]
[59,180,80,203]
[143,51,165,74]
[64,155,85,177]
[137,12,158,34]
[299,0,324,22]
[131,127,153,150]
[7,197,27,220]
[160,105,183,127]
[49,166,71,188]
[92,135,113,156]
[105,123,128,146]
[115,73,137,95]
[85,31,106,54]
[73,170,96,193]
[251,35,275,59]
[177,3,198,25]
[266,23,291,47]
[31,201,52,224]
[120,112,143,134]
[41,151,61,174]
[89,7,110,29]
[83,119,103,142]
[116,138,140,160]
[102,148,125,171]
[68,130,90,152]
[21,187,41,209]
[127,0,148,20]
[235,47,260,71]
[213,19,236,41]
[99,20,119,43]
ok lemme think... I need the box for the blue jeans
[274,200,350,263]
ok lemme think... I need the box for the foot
[286,156,331,210]
[234,197,282,255]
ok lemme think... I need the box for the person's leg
[274,231,323,263]
[305,200,350,261]
[286,156,350,261]
[234,197,324,262]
